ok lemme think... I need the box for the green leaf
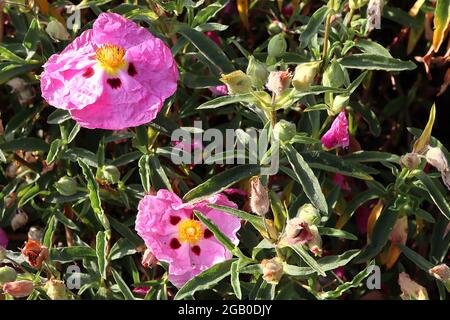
[432,0,450,52]
[18,184,41,208]
[46,139,62,164]
[354,39,392,58]
[284,145,328,214]
[109,238,137,260]
[47,110,71,124]
[0,137,49,152]
[397,244,434,272]
[50,246,96,263]
[42,215,57,248]
[54,210,79,231]
[340,54,416,71]
[96,231,108,280]
[111,269,135,300]
[318,227,358,240]
[197,93,255,110]
[290,244,326,276]
[0,46,27,64]
[183,164,260,202]
[23,18,40,60]
[231,260,242,300]
[299,6,331,48]
[174,258,237,300]
[177,26,235,73]
[148,154,173,191]
[416,171,450,220]
[138,154,151,193]
[109,217,144,247]
[343,151,400,163]
[413,103,436,153]
[208,204,265,230]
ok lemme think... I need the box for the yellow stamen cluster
[95,44,126,75]
[178,219,203,244]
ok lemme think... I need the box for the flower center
[95,44,126,75]
[178,219,203,244]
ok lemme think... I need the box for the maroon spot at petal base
[127,63,137,76]
[82,67,94,78]
[191,245,201,256]
[170,238,181,249]
[107,78,122,89]
[170,216,181,225]
[204,229,213,239]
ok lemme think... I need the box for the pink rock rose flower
[135,190,241,287]
[321,111,350,149]
[40,13,178,130]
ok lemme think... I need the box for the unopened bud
[220,70,252,94]
[330,94,350,115]
[400,152,421,170]
[6,78,35,104]
[284,218,313,245]
[398,272,429,300]
[28,226,44,242]
[249,176,270,216]
[55,176,78,196]
[268,34,287,58]
[98,165,121,184]
[0,266,17,284]
[2,280,34,298]
[246,56,268,89]
[11,209,28,231]
[425,147,448,172]
[429,264,450,291]
[45,279,68,300]
[297,204,321,225]
[292,61,320,91]
[268,20,285,35]
[46,20,70,41]
[322,60,345,88]
[273,120,296,142]
[261,257,283,284]
[142,248,157,269]
[266,71,291,96]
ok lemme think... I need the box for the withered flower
[21,240,49,269]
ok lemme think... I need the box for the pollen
[95,44,127,75]
[178,219,203,244]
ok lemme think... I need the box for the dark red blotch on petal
[191,245,201,256]
[107,78,122,89]
[170,216,181,225]
[170,238,181,249]
[127,63,137,77]
[204,229,213,239]
[82,67,94,78]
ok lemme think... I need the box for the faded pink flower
[135,190,241,288]
[133,287,150,296]
[321,111,350,149]
[0,228,7,248]
[40,13,178,130]
[208,85,228,96]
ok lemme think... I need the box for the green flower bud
[46,20,70,41]
[268,20,285,35]
[292,61,320,91]
[268,33,287,58]
[330,94,349,115]
[220,70,252,94]
[55,176,78,196]
[0,266,17,284]
[99,165,121,184]
[322,60,345,88]
[246,56,269,89]
[273,120,296,142]
[297,203,321,225]
[349,0,368,10]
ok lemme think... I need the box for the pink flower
[0,228,7,248]
[40,13,178,130]
[135,190,241,288]
[223,188,248,197]
[321,111,350,149]
[332,173,351,192]
[133,287,150,296]
[208,85,228,96]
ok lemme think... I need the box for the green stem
[322,0,335,61]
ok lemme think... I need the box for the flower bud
[429,264,450,291]
[249,176,270,216]
[11,209,28,231]
[398,272,429,300]
[273,120,296,142]
[261,257,283,285]
[425,147,448,172]
[28,226,44,242]
[142,248,157,269]
[400,152,421,170]
[98,165,121,184]
[2,280,34,298]
[284,218,313,245]
[297,204,321,225]
[322,60,345,88]
[45,279,68,300]
[6,78,35,104]
[0,266,17,284]
[55,176,78,196]
[307,225,322,256]
[268,20,285,35]
[267,33,287,58]
[21,240,49,269]
[246,56,269,89]
[292,61,320,91]
[46,20,71,41]
[220,70,252,94]
[330,94,349,115]
[266,71,291,96]
[389,215,408,245]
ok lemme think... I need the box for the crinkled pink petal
[321,111,349,149]
[0,228,8,248]
[208,85,228,96]
[135,190,241,288]
[40,12,178,130]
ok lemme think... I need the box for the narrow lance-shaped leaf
[413,103,436,153]
[432,0,450,52]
